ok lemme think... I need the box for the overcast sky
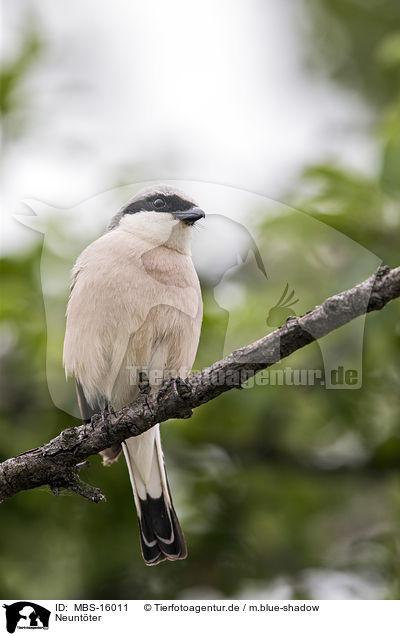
[2,0,377,253]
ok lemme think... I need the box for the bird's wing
[63,229,200,405]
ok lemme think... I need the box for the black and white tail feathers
[75,381,186,565]
[123,426,187,565]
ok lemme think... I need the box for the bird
[63,184,204,565]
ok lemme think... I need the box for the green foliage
[303,0,400,107]
[0,29,42,138]
[1,1,400,601]
[1,206,399,600]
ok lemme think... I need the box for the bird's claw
[138,371,151,395]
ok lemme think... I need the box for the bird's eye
[153,197,166,209]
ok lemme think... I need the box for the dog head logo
[2,602,50,633]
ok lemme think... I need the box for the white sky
[1,0,377,253]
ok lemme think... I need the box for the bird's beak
[173,207,205,225]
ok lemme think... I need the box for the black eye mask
[107,192,204,231]
[123,194,195,215]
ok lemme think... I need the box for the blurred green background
[1,0,400,600]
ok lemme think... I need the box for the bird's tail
[122,425,187,565]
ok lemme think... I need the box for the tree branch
[1,265,399,504]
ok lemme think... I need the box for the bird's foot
[138,371,151,395]
[101,403,117,423]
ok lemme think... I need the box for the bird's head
[108,185,205,252]
[107,185,205,238]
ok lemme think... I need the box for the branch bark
[1,265,399,504]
